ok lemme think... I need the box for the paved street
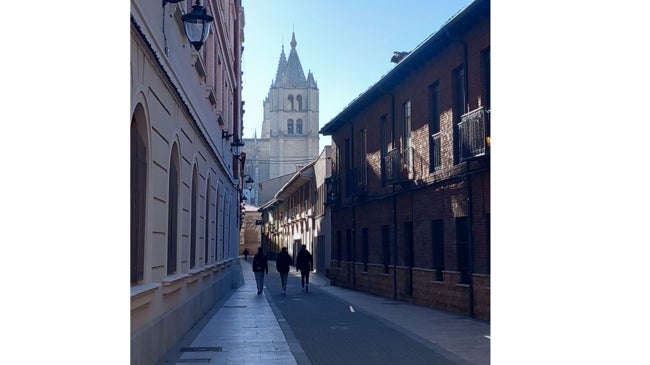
[157,258,489,365]
[266,268,462,365]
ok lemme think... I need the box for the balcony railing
[344,167,367,196]
[383,147,411,185]
[459,107,489,162]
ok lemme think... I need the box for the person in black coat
[252,247,268,295]
[296,244,313,293]
[275,247,294,294]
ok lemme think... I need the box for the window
[432,219,444,281]
[190,166,198,269]
[402,101,412,173]
[486,213,490,275]
[382,225,390,274]
[287,119,294,135]
[362,228,369,272]
[214,192,220,262]
[346,229,352,262]
[223,196,229,259]
[167,144,180,275]
[288,95,294,110]
[296,119,303,134]
[453,65,466,164]
[380,114,394,184]
[130,114,147,284]
[296,94,303,111]
[456,217,470,284]
[481,47,490,110]
[404,222,413,267]
[204,178,211,265]
[428,82,441,172]
[336,231,342,267]
[358,129,367,188]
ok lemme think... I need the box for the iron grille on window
[430,132,442,172]
[459,107,488,162]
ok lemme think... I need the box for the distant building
[258,146,332,274]
[242,32,320,206]
[240,204,261,257]
[320,0,490,320]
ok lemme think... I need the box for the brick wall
[325,0,489,321]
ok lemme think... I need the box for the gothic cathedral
[242,32,319,205]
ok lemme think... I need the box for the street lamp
[182,1,214,51]
[231,138,245,158]
[163,0,214,52]
[244,175,254,188]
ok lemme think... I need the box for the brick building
[319,0,490,320]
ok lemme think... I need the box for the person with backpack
[252,246,268,295]
[275,247,294,295]
[296,244,313,293]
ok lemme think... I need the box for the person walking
[276,247,293,295]
[243,248,249,261]
[252,246,268,295]
[296,244,313,293]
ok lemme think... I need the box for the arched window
[222,196,228,260]
[296,119,303,135]
[296,95,303,111]
[288,95,294,110]
[131,106,147,284]
[214,190,220,262]
[204,177,211,265]
[167,143,180,275]
[287,119,294,135]
[190,165,198,269]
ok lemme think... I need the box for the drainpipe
[466,166,475,318]
[392,186,398,300]
[352,206,356,290]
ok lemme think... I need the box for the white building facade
[130,1,245,364]
[258,147,331,274]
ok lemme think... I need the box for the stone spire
[274,45,287,85]
[273,32,307,88]
[290,31,297,50]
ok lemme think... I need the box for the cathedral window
[288,95,294,110]
[287,119,294,135]
[296,95,303,111]
[296,119,303,134]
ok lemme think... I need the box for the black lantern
[181,0,214,51]
[231,138,245,158]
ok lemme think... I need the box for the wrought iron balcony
[383,147,413,185]
[324,176,339,205]
[344,167,367,196]
[459,106,489,162]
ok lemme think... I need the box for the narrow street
[265,267,461,365]
[157,258,489,365]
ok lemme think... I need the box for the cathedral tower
[263,32,319,177]
[243,32,319,205]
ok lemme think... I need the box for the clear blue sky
[240,0,474,150]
